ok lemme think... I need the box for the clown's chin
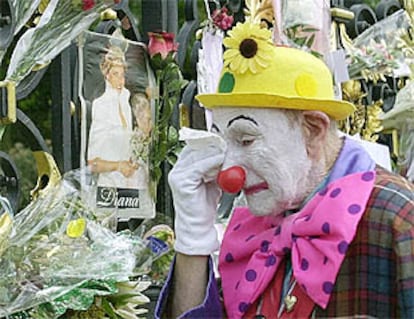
[246,190,286,217]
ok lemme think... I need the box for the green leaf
[301,27,320,33]
[305,34,315,48]
[101,298,119,318]
[294,37,307,46]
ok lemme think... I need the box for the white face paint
[212,107,315,216]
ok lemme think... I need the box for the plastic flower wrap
[272,0,331,58]
[347,9,412,80]
[380,81,414,182]
[0,169,159,318]
[0,0,42,64]
[5,0,114,86]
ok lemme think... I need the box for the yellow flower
[223,22,274,74]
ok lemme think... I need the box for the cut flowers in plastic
[346,9,412,80]
[4,0,116,86]
[0,169,167,318]
[0,0,42,64]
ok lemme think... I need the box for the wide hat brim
[196,93,356,121]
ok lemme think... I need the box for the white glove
[169,128,226,255]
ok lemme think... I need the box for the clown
[155,22,414,318]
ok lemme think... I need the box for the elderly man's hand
[169,144,225,255]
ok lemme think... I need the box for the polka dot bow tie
[219,171,376,318]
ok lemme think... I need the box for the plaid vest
[244,166,414,318]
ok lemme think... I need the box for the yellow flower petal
[239,60,249,74]
[230,55,244,72]
[66,218,86,238]
[248,59,258,73]
[224,49,239,60]
[223,37,239,49]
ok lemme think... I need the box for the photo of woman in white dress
[87,45,140,189]
[80,30,156,220]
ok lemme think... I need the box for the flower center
[239,38,258,58]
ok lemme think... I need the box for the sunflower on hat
[223,22,274,74]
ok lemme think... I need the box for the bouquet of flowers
[347,9,412,80]
[347,39,402,80]
[0,0,42,64]
[4,0,115,86]
[0,169,162,318]
[272,0,331,58]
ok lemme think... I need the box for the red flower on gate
[212,7,234,31]
[147,32,179,60]
[82,0,95,10]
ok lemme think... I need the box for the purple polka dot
[282,247,290,254]
[319,187,328,196]
[348,204,362,214]
[239,302,250,313]
[265,255,277,267]
[245,234,255,242]
[323,256,328,264]
[338,241,348,254]
[322,222,330,234]
[323,281,334,294]
[274,225,281,236]
[362,171,374,182]
[260,240,270,252]
[233,223,241,231]
[330,188,341,198]
[300,258,309,271]
[245,269,257,281]
[225,253,234,263]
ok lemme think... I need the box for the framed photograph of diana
[78,29,156,221]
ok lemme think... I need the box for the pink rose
[220,15,234,30]
[82,0,95,10]
[147,32,179,59]
[212,8,234,31]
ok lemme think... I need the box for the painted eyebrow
[227,115,258,128]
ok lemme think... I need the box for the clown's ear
[302,111,331,160]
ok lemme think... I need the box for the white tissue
[179,127,226,151]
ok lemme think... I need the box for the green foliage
[148,53,187,201]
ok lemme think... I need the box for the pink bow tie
[219,171,376,318]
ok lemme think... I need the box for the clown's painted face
[212,107,315,216]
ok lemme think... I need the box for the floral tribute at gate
[146,31,187,199]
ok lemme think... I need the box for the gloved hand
[169,129,226,255]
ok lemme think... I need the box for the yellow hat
[196,22,355,120]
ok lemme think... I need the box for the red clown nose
[217,166,246,194]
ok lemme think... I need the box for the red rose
[82,0,95,11]
[147,32,179,59]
